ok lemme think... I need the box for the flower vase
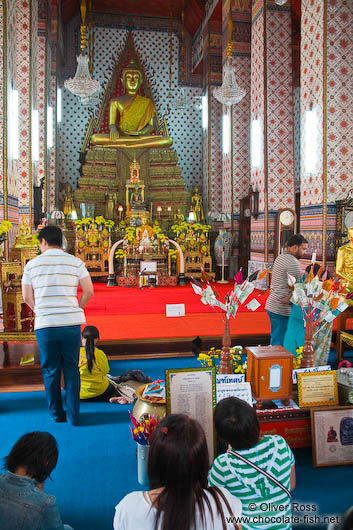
[219,317,233,374]
[301,319,315,368]
[137,443,149,486]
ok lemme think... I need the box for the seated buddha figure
[136,217,154,248]
[336,227,353,291]
[14,218,37,248]
[91,60,172,150]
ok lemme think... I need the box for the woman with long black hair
[79,325,151,403]
[113,414,242,530]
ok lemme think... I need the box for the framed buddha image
[311,406,353,467]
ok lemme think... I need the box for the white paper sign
[292,365,331,384]
[216,381,253,406]
[166,303,185,317]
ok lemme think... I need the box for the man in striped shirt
[22,226,94,425]
[265,234,308,346]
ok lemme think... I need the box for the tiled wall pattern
[6,0,18,198]
[58,27,203,200]
[326,0,353,204]
[250,2,265,213]
[266,4,295,211]
[16,0,32,214]
[232,55,251,212]
[300,0,324,207]
[293,85,300,193]
[48,73,56,212]
[209,94,223,213]
[36,35,46,188]
[0,1,3,200]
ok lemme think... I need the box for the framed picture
[165,367,216,461]
[311,406,353,467]
[297,370,338,408]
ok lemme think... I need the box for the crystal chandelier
[275,0,287,5]
[169,87,201,110]
[213,7,246,106]
[64,0,100,103]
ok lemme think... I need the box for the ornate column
[249,0,295,275]
[300,0,353,269]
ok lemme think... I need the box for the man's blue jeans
[266,310,289,347]
[36,325,81,425]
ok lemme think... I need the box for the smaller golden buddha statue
[191,187,205,223]
[136,216,154,247]
[105,188,117,220]
[63,185,76,219]
[174,208,185,224]
[91,60,172,150]
[336,227,353,290]
[14,218,36,248]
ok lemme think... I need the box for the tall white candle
[311,250,316,263]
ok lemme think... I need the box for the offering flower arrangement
[0,220,12,243]
[288,268,350,367]
[129,410,161,446]
[287,269,349,334]
[198,345,246,374]
[191,268,269,373]
[191,268,269,319]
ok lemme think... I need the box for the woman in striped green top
[209,397,295,530]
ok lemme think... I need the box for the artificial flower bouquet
[129,410,161,446]
[198,345,246,374]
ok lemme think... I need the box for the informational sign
[166,304,185,317]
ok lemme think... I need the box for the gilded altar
[0,261,35,332]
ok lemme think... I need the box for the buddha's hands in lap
[109,127,120,141]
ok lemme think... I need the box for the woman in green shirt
[209,397,296,530]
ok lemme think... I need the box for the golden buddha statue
[191,187,205,222]
[63,184,76,219]
[105,188,117,220]
[136,216,154,247]
[91,60,172,150]
[14,218,36,248]
[336,227,353,290]
[174,208,185,224]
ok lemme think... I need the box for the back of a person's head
[148,414,209,491]
[82,325,100,340]
[328,506,353,530]
[4,432,58,483]
[286,234,308,248]
[214,397,260,450]
[38,226,63,247]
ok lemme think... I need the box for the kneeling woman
[79,325,150,404]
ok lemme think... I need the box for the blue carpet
[0,355,352,530]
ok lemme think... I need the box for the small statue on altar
[136,216,154,247]
[336,227,353,290]
[105,188,117,220]
[91,59,172,150]
[63,184,76,219]
[191,187,205,223]
[14,218,36,248]
[130,185,143,209]
[174,208,185,224]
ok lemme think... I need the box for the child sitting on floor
[79,325,151,404]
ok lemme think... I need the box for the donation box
[246,345,294,407]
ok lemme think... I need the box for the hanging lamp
[213,5,246,106]
[64,0,100,103]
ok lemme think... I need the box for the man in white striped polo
[22,226,94,425]
[265,234,308,346]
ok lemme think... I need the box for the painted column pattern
[16,0,33,217]
[36,35,46,189]
[0,0,4,221]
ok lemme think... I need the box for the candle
[150,202,153,219]
[311,250,316,264]
[123,255,127,277]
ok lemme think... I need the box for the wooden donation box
[246,345,294,407]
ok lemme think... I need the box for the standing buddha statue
[191,187,205,223]
[91,59,172,150]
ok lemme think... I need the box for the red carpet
[82,283,270,341]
